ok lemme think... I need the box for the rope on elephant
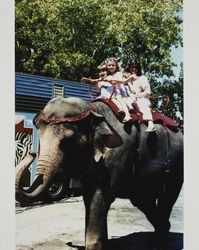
[41,109,92,124]
[82,77,171,115]
[81,77,120,100]
[149,95,170,113]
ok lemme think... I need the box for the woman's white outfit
[128,75,152,120]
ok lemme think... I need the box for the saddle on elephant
[91,97,179,131]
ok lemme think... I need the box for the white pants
[136,97,152,120]
[97,86,113,99]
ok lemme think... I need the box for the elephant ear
[93,120,123,162]
[33,110,44,129]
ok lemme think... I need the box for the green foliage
[151,63,183,131]
[16,0,109,80]
[16,0,183,124]
[16,0,182,80]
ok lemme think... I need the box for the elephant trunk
[15,148,63,203]
[15,150,38,202]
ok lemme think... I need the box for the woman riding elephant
[15,96,183,250]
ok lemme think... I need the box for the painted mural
[15,112,38,186]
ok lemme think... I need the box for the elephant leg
[129,197,170,249]
[83,188,111,250]
[129,197,160,230]
[155,178,183,246]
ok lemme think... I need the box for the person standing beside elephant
[124,61,156,132]
[106,57,134,123]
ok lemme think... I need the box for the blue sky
[171,9,183,80]
[171,45,183,79]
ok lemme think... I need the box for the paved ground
[15,187,183,250]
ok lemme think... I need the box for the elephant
[15,97,183,250]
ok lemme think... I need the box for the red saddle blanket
[91,98,179,130]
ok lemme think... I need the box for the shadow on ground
[67,232,183,250]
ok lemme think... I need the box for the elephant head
[15,97,123,203]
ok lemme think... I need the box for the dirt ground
[15,187,183,250]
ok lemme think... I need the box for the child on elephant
[95,63,113,99]
[106,57,134,123]
[81,64,113,99]
[82,63,133,123]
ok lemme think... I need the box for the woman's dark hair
[126,61,142,76]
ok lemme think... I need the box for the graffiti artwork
[15,113,37,186]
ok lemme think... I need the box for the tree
[15,0,183,125]
[151,63,183,131]
[16,0,113,80]
[16,0,183,81]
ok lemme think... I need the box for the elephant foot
[86,239,106,250]
[154,230,170,250]
[86,244,103,250]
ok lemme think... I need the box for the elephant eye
[59,136,77,151]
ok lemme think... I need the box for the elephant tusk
[91,110,104,118]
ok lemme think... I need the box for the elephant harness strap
[41,109,92,124]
